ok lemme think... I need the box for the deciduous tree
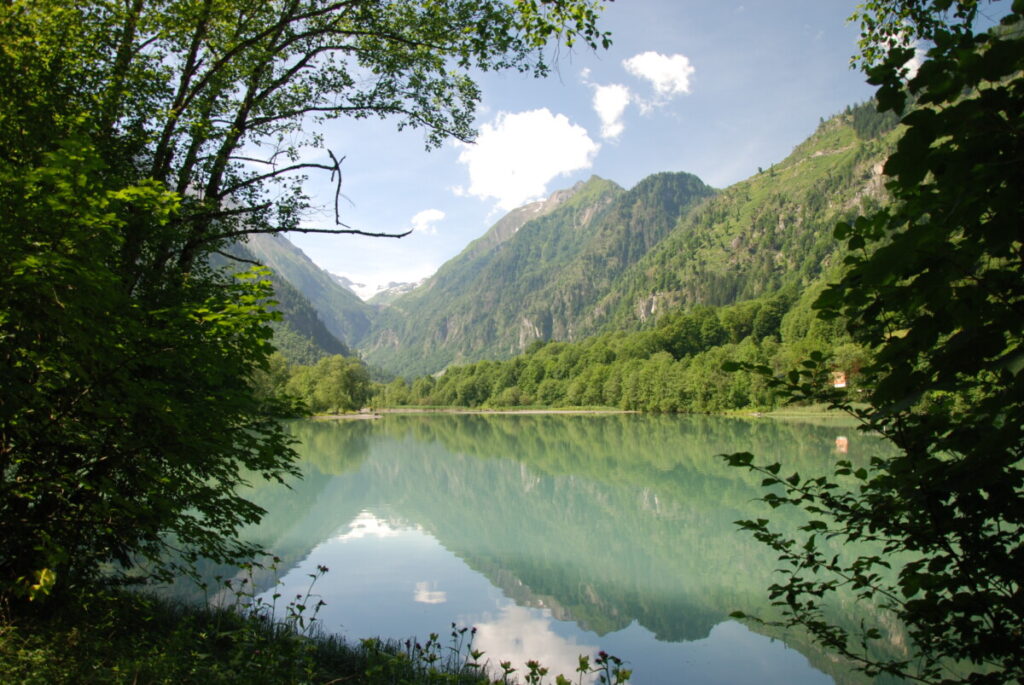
[0,0,609,595]
[724,2,1024,681]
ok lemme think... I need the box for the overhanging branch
[214,249,265,267]
[211,226,413,242]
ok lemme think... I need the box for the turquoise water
[212,413,896,684]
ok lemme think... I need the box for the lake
[196,413,904,684]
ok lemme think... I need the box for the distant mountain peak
[457,176,621,264]
[330,273,365,291]
[326,274,425,303]
[368,279,426,306]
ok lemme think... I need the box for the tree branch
[214,161,340,200]
[183,201,275,224]
[203,225,413,245]
[327,149,344,224]
[214,250,264,267]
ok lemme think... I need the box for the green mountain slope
[214,242,351,364]
[244,233,375,347]
[590,106,897,331]
[356,105,895,378]
[222,240,354,362]
[362,173,715,376]
[265,275,352,364]
[257,103,897,379]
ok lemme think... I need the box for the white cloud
[593,84,632,140]
[413,581,447,605]
[336,511,400,541]
[410,208,445,235]
[456,109,599,211]
[904,43,926,80]
[623,51,695,97]
[472,605,600,683]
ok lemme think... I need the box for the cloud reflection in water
[335,510,402,541]
[414,581,447,604]
[471,604,600,684]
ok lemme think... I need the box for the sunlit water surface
[186,413,899,684]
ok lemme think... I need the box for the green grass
[3,590,327,683]
[0,588,492,684]
[763,402,870,417]
[0,588,629,684]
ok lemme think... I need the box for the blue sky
[284,1,881,299]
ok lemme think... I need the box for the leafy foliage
[0,131,298,589]
[0,0,611,595]
[724,3,1024,682]
[287,355,373,413]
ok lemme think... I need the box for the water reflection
[473,605,600,682]
[337,511,403,541]
[413,581,447,605]
[199,414,900,683]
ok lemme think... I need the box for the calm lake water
[196,413,903,684]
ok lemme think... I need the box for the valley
[248,101,897,393]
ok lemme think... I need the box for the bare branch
[215,161,340,199]
[206,225,413,244]
[328,150,344,224]
[183,201,275,223]
[229,155,280,165]
[214,249,265,267]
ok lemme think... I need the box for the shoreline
[313,406,855,422]
[314,407,641,420]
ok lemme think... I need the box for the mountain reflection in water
[180,414,903,685]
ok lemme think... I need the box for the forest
[269,285,870,415]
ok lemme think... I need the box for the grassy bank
[1,589,628,684]
[0,589,484,684]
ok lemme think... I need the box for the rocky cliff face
[263,102,900,378]
[244,233,375,346]
[359,172,715,377]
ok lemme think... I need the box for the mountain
[581,106,896,331]
[367,280,424,306]
[218,241,351,364]
[367,103,898,377]
[329,273,365,295]
[257,102,899,377]
[243,233,375,346]
[361,173,715,376]
[264,276,352,364]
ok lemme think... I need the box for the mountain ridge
[244,233,376,346]
[360,173,717,376]
[582,109,895,333]
[258,101,899,379]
